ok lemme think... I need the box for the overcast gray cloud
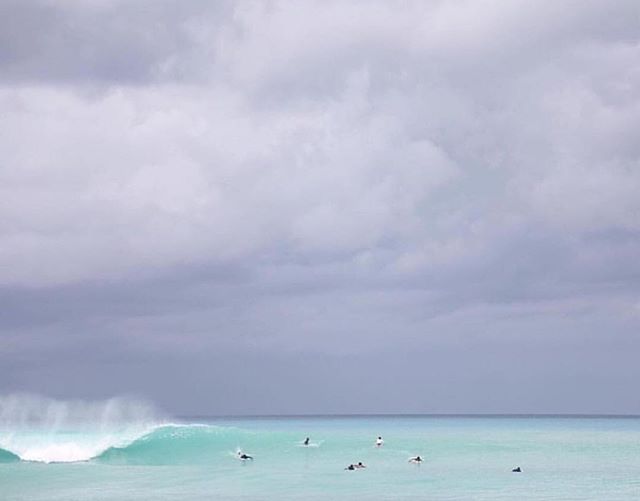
[1,0,639,415]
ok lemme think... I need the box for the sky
[1,0,639,416]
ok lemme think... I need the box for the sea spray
[0,394,165,463]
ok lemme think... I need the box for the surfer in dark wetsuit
[356,461,366,468]
[304,437,310,446]
[237,451,253,460]
[512,466,521,472]
[345,464,356,470]
[408,456,423,463]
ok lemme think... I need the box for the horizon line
[176,412,640,419]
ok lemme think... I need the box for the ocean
[1,413,639,500]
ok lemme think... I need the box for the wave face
[96,423,256,464]
[0,447,20,463]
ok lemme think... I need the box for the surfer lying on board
[408,456,423,464]
[237,451,253,460]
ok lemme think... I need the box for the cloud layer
[1,0,639,414]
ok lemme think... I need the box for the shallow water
[1,416,639,500]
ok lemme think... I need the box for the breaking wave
[0,422,256,464]
[0,394,268,465]
[0,394,166,463]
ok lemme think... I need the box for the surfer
[356,461,366,468]
[375,436,384,447]
[512,466,521,473]
[303,437,310,446]
[237,451,253,461]
[345,464,356,470]
[408,456,423,464]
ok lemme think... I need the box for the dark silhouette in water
[304,437,310,446]
[512,466,521,472]
[409,456,423,463]
[345,464,356,470]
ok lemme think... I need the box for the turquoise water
[1,416,640,500]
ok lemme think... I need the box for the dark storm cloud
[0,0,233,83]
[1,0,639,415]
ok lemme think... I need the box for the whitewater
[1,396,640,500]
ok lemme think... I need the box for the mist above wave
[0,394,163,429]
